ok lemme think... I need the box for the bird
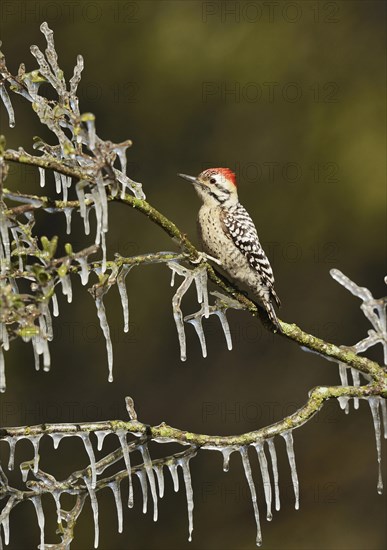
[178,167,281,331]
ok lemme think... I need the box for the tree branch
[1,383,384,448]
[2,151,385,382]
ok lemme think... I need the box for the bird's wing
[220,204,280,307]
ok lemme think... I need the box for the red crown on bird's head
[200,167,237,187]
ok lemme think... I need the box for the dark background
[0,1,386,549]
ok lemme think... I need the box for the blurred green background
[0,1,386,549]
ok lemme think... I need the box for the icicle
[154,465,165,498]
[91,188,102,246]
[32,337,40,371]
[60,274,72,303]
[84,475,99,548]
[41,335,51,371]
[0,348,5,393]
[51,293,59,317]
[52,490,62,524]
[75,181,89,234]
[214,310,233,351]
[38,167,45,187]
[20,460,32,482]
[139,444,158,522]
[108,480,123,533]
[0,83,15,127]
[38,339,50,371]
[118,170,127,199]
[95,430,109,451]
[50,433,67,450]
[115,147,127,176]
[54,171,61,194]
[201,271,209,319]
[0,495,15,546]
[31,496,45,549]
[96,175,108,233]
[86,117,96,150]
[0,212,10,263]
[42,303,53,342]
[136,470,148,514]
[267,439,280,511]
[194,269,209,318]
[116,430,133,507]
[117,266,132,332]
[30,435,42,474]
[368,397,383,494]
[36,316,52,372]
[187,318,207,358]
[178,457,194,542]
[78,433,97,489]
[381,399,387,439]
[101,231,107,274]
[254,442,272,521]
[64,208,72,235]
[171,271,194,361]
[70,54,84,96]
[0,324,9,351]
[77,257,90,286]
[282,431,299,510]
[84,204,91,235]
[350,368,361,409]
[170,269,176,287]
[61,175,69,202]
[338,365,350,413]
[95,296,113,382]
[240,446,262,546]
[2,508,10,545]
[6,436,21,470]
[168,463,180,492]
[220,446,234,472]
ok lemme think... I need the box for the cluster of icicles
[0,420,302,548]
[0,148,146,388]
[168,262,244,362]
[330,269,387,495]
[0,240,245,392]
[0,20,146,391]
[1,430,195,548]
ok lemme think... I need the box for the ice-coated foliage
[0,22,148,389]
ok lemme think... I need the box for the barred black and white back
[221,203,281,309]
[179,167,281,330]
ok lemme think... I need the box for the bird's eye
[210,178,216,184]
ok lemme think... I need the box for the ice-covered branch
[331,268,387,365]
[0,386,385,548]
[1,384,384,451]
[2,180,385,383]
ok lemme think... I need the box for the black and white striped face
[179,168,238,206]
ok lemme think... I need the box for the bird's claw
[190,252,222,266]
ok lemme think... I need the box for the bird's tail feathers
[271,289,281,309]
[266,301,281,332]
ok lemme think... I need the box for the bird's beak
[178,173,198,185]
